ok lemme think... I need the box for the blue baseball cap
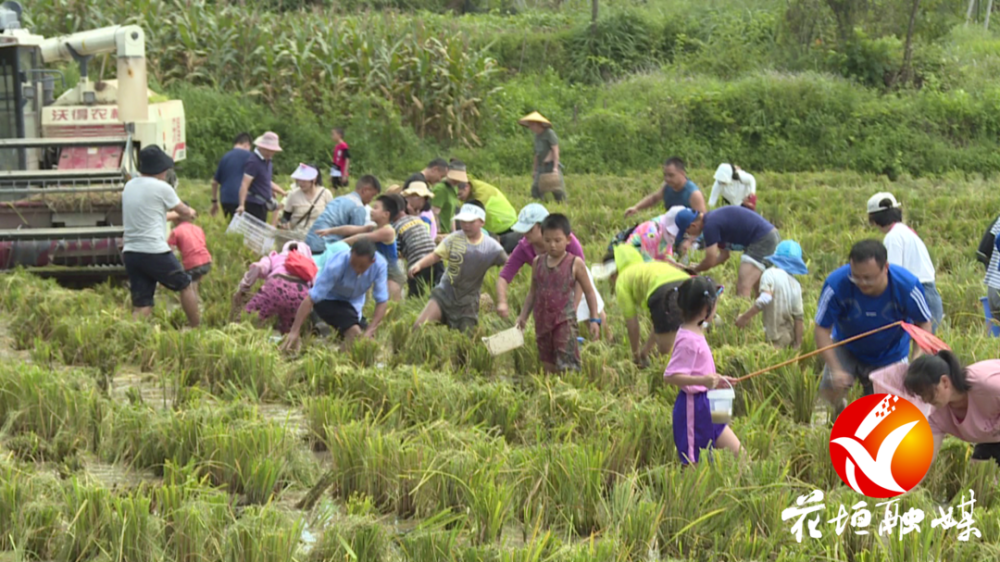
[765,240,808,276]
[673,208,700,236]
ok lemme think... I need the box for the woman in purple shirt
[495,204,606,331]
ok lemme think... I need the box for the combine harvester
[0,1,185,284]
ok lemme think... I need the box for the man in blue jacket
[815,239,933,418]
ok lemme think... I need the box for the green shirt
[617,262,690,319]
[533,128,558,162]
[470,180,517,234]
[432,182,460,233]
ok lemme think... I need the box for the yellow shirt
[617,261,690,319]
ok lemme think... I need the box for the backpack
[977,215,1000,267]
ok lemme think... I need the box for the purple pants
[673,390,728,465]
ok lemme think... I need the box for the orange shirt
[167,222,212,270]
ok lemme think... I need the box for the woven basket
[538,172,563,194]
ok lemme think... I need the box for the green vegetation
[8,0,1000,558]
[21,0,1000,178]
[2,170,1000,559]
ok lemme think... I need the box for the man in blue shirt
[673,205,781,297]
[625,157,706,218]
[306,175,382,254]
[210,133,252,219]
[281,238,389,352]
[236,131,287,223]
[815,240,933,418]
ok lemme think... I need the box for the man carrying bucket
[815,240,933,419]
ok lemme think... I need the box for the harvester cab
[0,1,185,283]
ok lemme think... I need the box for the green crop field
[8,0,1000,558]
[3,170,1000,561]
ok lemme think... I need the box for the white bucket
[707,379,735,424]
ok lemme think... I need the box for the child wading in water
[167,203,212,297]
[665,276,743,465]
[315,194,405,301]
[409,203,508,332]
[516,214,601,373]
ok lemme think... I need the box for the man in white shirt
[867,192,943,332]
[122,146,200,327]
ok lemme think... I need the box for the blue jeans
[922,282,944,334]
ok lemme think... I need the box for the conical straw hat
[518,111,552,128]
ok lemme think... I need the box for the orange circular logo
[829,394,934,498]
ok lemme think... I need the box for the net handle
[732,321,904,383]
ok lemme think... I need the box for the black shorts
[123,251,192,308]
[971,442,1000,466]
[186,262,212,282]
[331,176,349,189]
[222,203,239,220]
[244,201,268,222]
[408,262,443,299]
[313,299,368,336]
[646,280,685,334]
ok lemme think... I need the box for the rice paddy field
[3,169,1000,561]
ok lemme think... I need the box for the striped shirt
[392,214,435,265]
[985,218,1000,290]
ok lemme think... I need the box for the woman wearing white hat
[519,112,566,202]
[278,163,333,237]
[708,163,756,210]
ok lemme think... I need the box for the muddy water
[82,455,162,488]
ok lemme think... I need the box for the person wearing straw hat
[815,240,933,419]
[735,240,807,349]
[122,145,200,327]
[708,163,757,211]
[519,112,566,202]
[596,244,691,367]
[496,203,607,334]
[449,161,520,253]
[431,160,467,236]
[408,203,508,332]
[236,131,288,222]
[402,181,438,240]
[866,191,943,333]
[625,157,706,219]
[278,163,333,238]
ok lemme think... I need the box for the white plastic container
[707,380,735,424]
[482,327,524,356]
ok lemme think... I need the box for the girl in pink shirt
[167,212,213,296]
[664,276,742,465]
[905,352,1000,466]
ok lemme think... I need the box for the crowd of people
[118,111,1000,470]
